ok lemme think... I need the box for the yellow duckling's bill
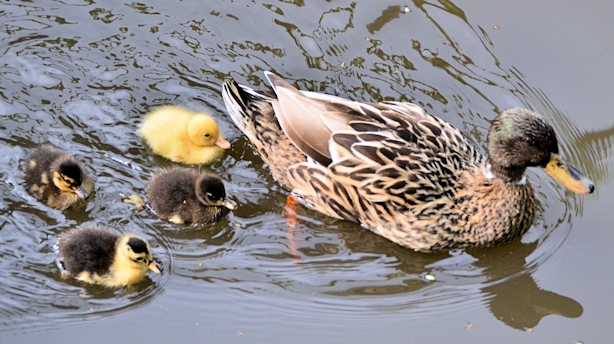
[543,153,594,194]
[215,137,231,149]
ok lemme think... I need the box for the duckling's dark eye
[556,161,565,169]
[136,257,143,261]
[204,133,210,137]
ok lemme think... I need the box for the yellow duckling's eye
[135,257,143,261]
[204,133,210,138]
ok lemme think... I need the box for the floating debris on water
[122,194,145,210]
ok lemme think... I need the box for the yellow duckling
[139,105,231,164]
[56,225,163,287]
[25,145,94,211]
[146,167,237,225]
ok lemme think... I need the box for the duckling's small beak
[148,260,163,274]
[75,186,90,200]
[222,198,237,210]
[543,153,595,194]
[215,137,231,149]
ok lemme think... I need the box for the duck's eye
[204,133,210,138]
[556,161,566,169]
[136,257,143,261]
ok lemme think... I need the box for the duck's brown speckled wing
[285,100,483,221]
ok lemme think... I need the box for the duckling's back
[147,169,199,222]
[147,168,229,224]
[138,105,192,153]
[25,145,65,189]
[57,225,119,277]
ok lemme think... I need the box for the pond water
[1,0,613,343]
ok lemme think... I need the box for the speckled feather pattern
[223,77,539,251]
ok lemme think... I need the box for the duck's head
[188,114,231,149]
[487,108,594,194]
[116,234,163,274]
[53,160,90,200]
[195,175,237,210]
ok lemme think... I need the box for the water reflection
[484,272,582,330]
[470,242,583,330]
[272,205,583,330]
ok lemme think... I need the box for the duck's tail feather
[221,77,309,189]
[222,80,276,138]
[222,80,253,136]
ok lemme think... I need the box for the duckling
[138,105,231,164]
[146,167,237,225]
[56,225,163,287]
[24,145,94,211]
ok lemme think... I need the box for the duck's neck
[483,158,527,185]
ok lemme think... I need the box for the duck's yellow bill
[543,153,594,194]
[148,260,163,274]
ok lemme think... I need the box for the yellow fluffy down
[139,105,231,164]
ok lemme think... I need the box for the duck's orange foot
[284,195,299,259]
[284,195,299,227]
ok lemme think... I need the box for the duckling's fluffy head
[195,175,235,209]
[52,159,90,200]
[487,108,558,169]
[116,234,163,274]
[188,114,227,148]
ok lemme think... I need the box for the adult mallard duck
[222,72,594,252]
[56,225,163,287]
[139,105,231,165]
[146,167,237,225]
[24,145,94,211]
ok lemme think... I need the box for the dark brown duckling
[56,224,163,287]
[24,145,94,210]
[146,167,237,225]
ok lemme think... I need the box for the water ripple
[0,0,598,336]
